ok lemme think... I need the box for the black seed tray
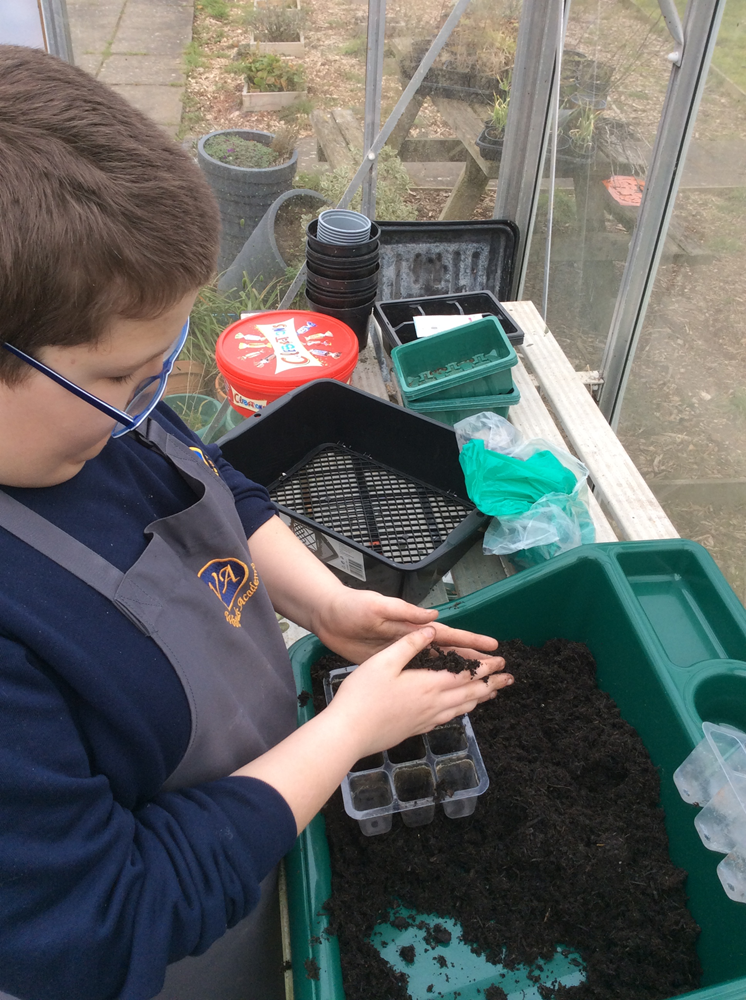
[376,219,518,303]
[218,379,489,602]
[374,289,525,355]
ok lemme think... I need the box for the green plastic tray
[407,386,521,427]
[284,540,746,1000]
[391,316,518,403]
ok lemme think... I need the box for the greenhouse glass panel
[522,0,675,374]
[615,5,746,600]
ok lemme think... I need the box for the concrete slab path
[66,0,193,137]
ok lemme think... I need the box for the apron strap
[0,489,124,599]
[0,490,162,636]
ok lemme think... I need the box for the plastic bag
[454,412,595,565]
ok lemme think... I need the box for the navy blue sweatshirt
[0,404,297,1000]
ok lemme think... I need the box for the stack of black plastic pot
[304,211,380,350]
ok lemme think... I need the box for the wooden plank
[506,300,679,541]
[429,96,497,180]
[549,229,707,265]
[511,359,618,543]
[309,109,355,171]
[398,137,467,162]
[386,92,425,154]
[332,108,364,155]
[439,154,490,221]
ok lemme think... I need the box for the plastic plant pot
[374,289,525,353]
[303,283,378,309]
[305,250,379,281]
[304,263,380,293]
[391,315,518,403]
[316,209,372,245]
[307,218,380,257]
[304,293,375,349]
[475,125,504,161]
[285,538,746,1000]
[217,379,490,601]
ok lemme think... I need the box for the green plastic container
[407,385,521,426]
[285,540,746,1000]
[164,394,245,438]
[390,315,518,403]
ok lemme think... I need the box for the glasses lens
[110,319,190,439]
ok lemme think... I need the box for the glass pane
[615,12,746,599]
[385,0,519,223]
[523,0,674,373]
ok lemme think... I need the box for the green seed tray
[390,315,518,403]
[406,386,521,427]
[284,540,746,1000]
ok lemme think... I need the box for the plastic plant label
[413,313,486,338]
[322,536,367,582]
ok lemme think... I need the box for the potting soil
[308,640,701,1000]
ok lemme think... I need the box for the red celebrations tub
[215,310,360,418]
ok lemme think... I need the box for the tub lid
[215,310,359,388]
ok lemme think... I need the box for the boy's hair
[0,45,220,383]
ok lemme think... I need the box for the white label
[255,317,323,374]
[413,313,486,338]
[324,537,367,582]
[230,387,268,413]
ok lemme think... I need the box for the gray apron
[0,417,298,1000]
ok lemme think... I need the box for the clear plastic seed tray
[324,664,490,836]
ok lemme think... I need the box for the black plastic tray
[376,220,518,303]
[374,290,525,355]
[218,380,489,602]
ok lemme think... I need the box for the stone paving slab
[67,0,193,135]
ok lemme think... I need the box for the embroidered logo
[189,446,220,477]
[198,558,259,628]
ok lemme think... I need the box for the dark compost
[309,639,701,1000]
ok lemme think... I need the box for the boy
[0,45,512,1000]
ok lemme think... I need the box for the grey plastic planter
[218,188,327,297]
[197,129,298,274]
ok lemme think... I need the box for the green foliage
[186,281,286,381]
[294,146,414,222]
[196,0,230,20]
[239,52,305,92]
[339,35,367,58]
[246,3,306,42]
[203,133,281,167]
[489,91,510,132]
[183,40,205,72]
[278,95,315,120]
[568,103,598,150]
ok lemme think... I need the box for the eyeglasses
[2,319,190,438]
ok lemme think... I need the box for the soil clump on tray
[310,639,701,1000]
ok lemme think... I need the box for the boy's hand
[310,587,501,667]
[326,626,513,758]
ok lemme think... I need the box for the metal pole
[280,0,473,309]
[361,0,387,220]
[598,0,727,428]
[39,0,74,62]
[492,0,563,300]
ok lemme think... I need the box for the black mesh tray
[376,220,518,303]
[374,290,525,355]
[218,380,489,602]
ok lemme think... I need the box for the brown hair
[0,45,220,383]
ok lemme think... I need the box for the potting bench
[278,298,678,645]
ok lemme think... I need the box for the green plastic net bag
[455,412,595,565]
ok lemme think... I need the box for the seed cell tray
[218,379,489,602]
[375,291,525,355]
[391,315,518,402]
[324,664,489,836]
[377,220,518,303]
[285,539,746,1000]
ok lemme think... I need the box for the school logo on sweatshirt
[198,557,259,627]
[189,446,220,477]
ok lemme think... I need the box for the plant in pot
[238,52,306,111]
[197,128,299,273]
[565,102,600,163]
[244,0,306,57]
[476,89,510,161]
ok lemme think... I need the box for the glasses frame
[2,319,190,438]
